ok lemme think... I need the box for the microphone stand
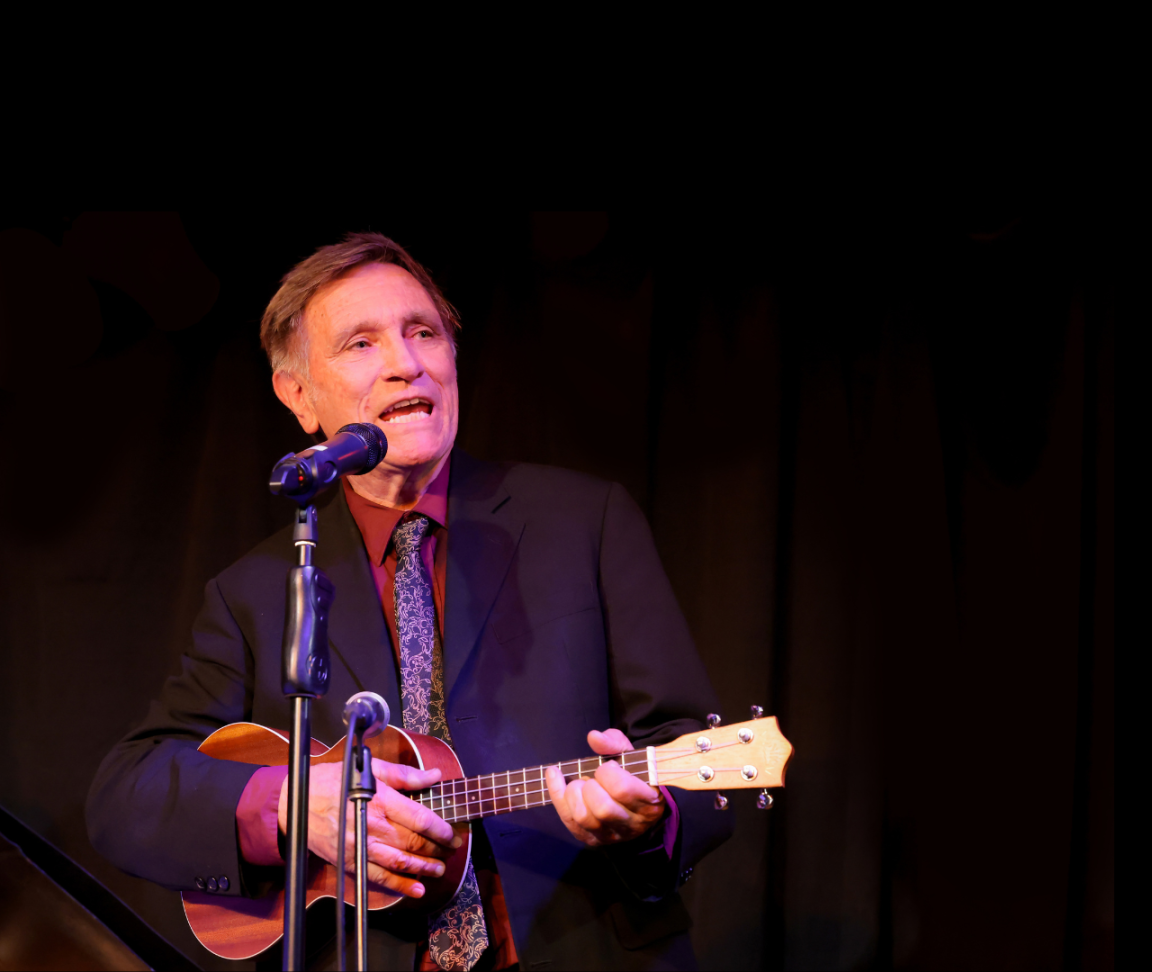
[281,504,335,971]
[268,424,384,970]
[349,737,377,971]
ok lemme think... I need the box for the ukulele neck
[413,751,654,824]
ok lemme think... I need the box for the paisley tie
[392,515,489,972]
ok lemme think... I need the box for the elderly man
[87,233,732,971]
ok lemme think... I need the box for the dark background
[0,211,1113,971]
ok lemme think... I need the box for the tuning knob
[714,793,729,810]
[756,790,774,810]
[707,713,721,728]
[750,705,764,719]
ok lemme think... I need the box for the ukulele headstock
[652,708,792,793]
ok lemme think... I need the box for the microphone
[269,423,387,505]
[342,691,390,740]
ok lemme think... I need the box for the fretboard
[413,751,654,824]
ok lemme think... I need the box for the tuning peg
[714,793,729,810]
[750,705,764,719]
[707,713,721,727]
[756,790,774,810]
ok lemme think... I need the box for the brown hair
[259,231,460,376]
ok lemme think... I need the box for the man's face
[293,262,459,475]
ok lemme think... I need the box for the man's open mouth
[380,398,434,424]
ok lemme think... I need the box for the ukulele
[183,711,792,960]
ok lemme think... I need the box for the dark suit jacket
[87,450,733,970]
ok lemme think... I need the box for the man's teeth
[382,411,431,424]
[381,399,432,423]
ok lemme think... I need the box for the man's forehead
[307,263,441,331]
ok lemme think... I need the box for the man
[87,233,732,970]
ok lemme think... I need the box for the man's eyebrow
[332,311,443,345]
[331,320,378,345]
[403,310,443,329]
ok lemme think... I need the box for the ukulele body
[181,722,471,961]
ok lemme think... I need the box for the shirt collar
[342,456,451,567]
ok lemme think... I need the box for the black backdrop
[0,211,1113,971]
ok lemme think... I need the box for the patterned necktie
[392,515,489,972]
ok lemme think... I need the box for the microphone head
[337,423,387,474]
[342,691,390,738]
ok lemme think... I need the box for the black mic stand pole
[349,737,377,971]
[281,504,335,971]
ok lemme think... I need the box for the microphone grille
[343,691,390,738]
[338,423,388,473]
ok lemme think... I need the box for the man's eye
[351,340,370,349]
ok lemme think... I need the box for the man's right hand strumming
[278,760,460,898]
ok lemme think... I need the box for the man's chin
[375,437,451,472]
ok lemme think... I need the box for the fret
[532,766,540,809]
[621,750,651,786]
[509,767,528,811]
[443,777,458,820]
[530,765,546,811]
[499,770,511,815]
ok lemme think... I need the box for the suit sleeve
[85,577,261,896]
[597,483,734,897]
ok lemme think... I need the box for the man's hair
[260,231,461,377]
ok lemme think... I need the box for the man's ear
[272,370,321,435]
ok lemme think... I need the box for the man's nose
[380,336,423,383]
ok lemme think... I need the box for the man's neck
[345,451,451,511]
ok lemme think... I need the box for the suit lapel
[316,490,403,723]
[443,449,525,702]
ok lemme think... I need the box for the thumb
[587,728,633,755]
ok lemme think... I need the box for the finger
[587,729,633,755]
[364,860,426,898]
[546,767,596,844]
[545,766,570,819]
[566,778,601,833]
[594,760,662,811]
[371,758,441,791]
[377,789,457,847]
[326,818,447,880]
[565,780,617,845]
[363,802,455,860]
[366,837,448,879]
[394,819,458,859]
[578,779,632,833]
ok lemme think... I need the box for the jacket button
[195,877,206,891]
[219,875,230,891]
[207,877,219,892]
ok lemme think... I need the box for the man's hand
[278,759,460,898]
[545,729,666,848]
